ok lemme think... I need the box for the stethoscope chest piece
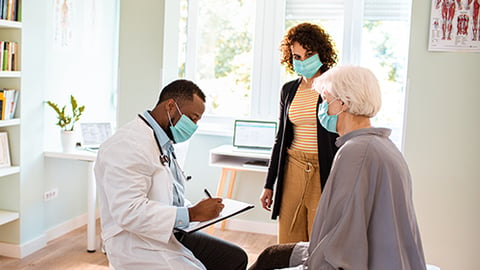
[160,155,170,166]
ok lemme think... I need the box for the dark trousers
[248,243,295,270]
[175,231,248,270]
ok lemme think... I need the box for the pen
[204,188,213,198]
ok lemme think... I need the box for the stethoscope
[138,114,191,182]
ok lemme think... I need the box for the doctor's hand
[188,198,224,222]
[260,188,273,211]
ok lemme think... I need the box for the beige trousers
[278,148,321,244]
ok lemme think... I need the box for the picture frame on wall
[428,0,480,52]
[0,132,11,168]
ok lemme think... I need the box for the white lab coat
[94,117,205,270]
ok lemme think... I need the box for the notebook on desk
[232,120,277,153]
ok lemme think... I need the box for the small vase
[61,130,76,153]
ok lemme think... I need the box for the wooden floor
[0,221,276,269]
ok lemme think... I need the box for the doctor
[95,79,248,270]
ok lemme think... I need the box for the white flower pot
[60,130,76,153]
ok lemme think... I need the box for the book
[1,0,7,21]
[0,91,5,120]
[6,0,13,21]
[0,89,17,120]
[10,41,16,71]
[0,0,4,19]
[0,41,3,69]
[6,41,12,71]
[2,41,7,71]
[16,0,20,22]
[176,198,254,234]
[0,132,10,167]
[7,89,18,119]
[4,89,17,119]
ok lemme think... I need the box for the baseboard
[45,213,88,241]
[0,212,93,259]
[0,234,47,259]
[220,219,277,235]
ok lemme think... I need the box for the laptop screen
[80,122,112,149]
[233,120,277,149]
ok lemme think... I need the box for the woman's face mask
[293,54,323,79]
[318,98,342,134]
[168,102,198,143]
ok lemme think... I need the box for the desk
[44,150,98,252]
[209,145,270,230]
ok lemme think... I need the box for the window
[285,0,412,149]
[179,0,256,117]
[169,0,412,149]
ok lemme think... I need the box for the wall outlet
[44,188,59,201]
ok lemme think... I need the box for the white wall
[44,0,118,148]
[404,1,480,269]
[18,0,48,245]
[42,0,119,230]
[117,0,165,126]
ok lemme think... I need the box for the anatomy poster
[54,0,74,48]
[428,0,480,52]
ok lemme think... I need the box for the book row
[0,0,21,22]
[0,41,18,71]
[0,89,18,120]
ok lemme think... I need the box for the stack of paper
[177,198,254,234]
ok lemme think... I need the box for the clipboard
[176,198,254,234]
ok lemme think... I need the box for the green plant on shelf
[46,95,85,131]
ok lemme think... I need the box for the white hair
[314,65,381,118]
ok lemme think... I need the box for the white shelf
[0,71,21,78]
[44,150,97,162]
[0,118,20,127]
[209,145,270,172]
[0,210,19,226]
[0,166,20,177]
[210,145,271,159]
[0,19,21,29]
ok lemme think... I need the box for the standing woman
[260,22,339,244]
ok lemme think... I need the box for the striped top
[288,87,319,153]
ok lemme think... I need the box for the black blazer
[264,78,338,219]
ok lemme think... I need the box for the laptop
[80,122,113,150]
[232,120,277,153]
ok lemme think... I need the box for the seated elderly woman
[249,65,426,270]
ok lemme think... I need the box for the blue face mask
[318,99,342,134]
[293,54,323,79]
[168,102,198,143]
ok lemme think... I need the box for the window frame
[162,0,412,150]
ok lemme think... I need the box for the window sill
[196,115,235,137]
[197,122,232,137]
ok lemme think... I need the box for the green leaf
[46,95,85,131]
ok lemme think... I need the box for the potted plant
[46,95,85,152]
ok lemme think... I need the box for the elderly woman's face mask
[318,98,343,134]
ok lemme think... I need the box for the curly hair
[280,23,337,74]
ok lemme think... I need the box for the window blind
[286,0,411,21]
[285,0,343,20]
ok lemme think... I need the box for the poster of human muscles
[428,0,480,52]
